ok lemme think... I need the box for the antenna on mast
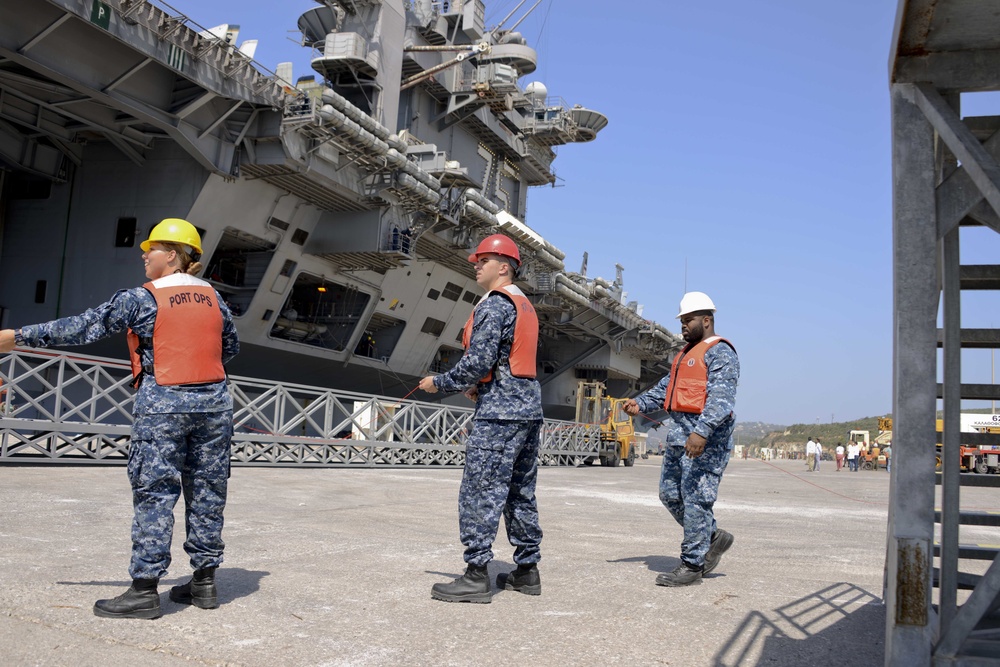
[508,0,546,32]
[493,0,530,33]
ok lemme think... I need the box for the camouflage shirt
[17,274,239,415]
[634,341,739,448]
[433,291,542,421]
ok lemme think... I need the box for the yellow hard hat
[141,218,202,255]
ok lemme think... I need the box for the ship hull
[0,0,680,419]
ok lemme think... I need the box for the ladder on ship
[0,348,599,467]
[889,2,1000,662]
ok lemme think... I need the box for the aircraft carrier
[0,0,681,418]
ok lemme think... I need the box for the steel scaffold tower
[889,1,1000,664]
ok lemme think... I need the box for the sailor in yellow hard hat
[141,218,203,256]
[0,218,239,619]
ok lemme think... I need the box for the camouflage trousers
[459,419,543,567]
[659,444,731,568]
[127,411,233,579]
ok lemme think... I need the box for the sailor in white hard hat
[624,291,740,587]
[676,291,716,319]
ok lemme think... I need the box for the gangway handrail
[0,348,599,467]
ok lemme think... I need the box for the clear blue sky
[188,0,918,426]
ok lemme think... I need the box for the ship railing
[283,94,317,121]
[523,141,553,167]
[535,96,571,112]
[0,349,600,467]
[98,0,292,105]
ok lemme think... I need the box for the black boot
[169,567,218,609]
[431,564,491,603]
[655,561,703,587]
[496,564,541,596]
[93,578,161,619]
[703,529,734,575]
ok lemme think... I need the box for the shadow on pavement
[712,582,885,666]
[608,554,680,574]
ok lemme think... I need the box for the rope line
[751,458,885,506]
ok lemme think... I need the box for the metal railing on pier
[0,349,599,467]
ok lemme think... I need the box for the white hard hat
[676,291,716,319]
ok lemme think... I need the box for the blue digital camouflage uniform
[633,341,739,568]
[17,274,239,579]
[433,291,543,567]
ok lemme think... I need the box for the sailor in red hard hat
[419,233,544,603]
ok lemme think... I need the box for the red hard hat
[468,234,521,266]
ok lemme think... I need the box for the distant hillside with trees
[734,421,787,444]
[748,416,888,454]
[642,421,787,444]
[642,408,1000,456]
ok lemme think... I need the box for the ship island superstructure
[0,0,681,418]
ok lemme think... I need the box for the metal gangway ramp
[889,1,1000,664]
[0,348,600,467]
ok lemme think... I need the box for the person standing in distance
[418,234,543,603]
[623,291,740,587]
[0,218,239,619]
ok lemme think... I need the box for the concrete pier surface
[0,456,970,667]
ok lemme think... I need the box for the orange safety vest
[461,284,538,382]
[128,281,225,387]
[663,336,734,414]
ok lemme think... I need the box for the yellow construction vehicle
[575,381,638,467]
[849,430,885,470]
[848,417,895,470]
